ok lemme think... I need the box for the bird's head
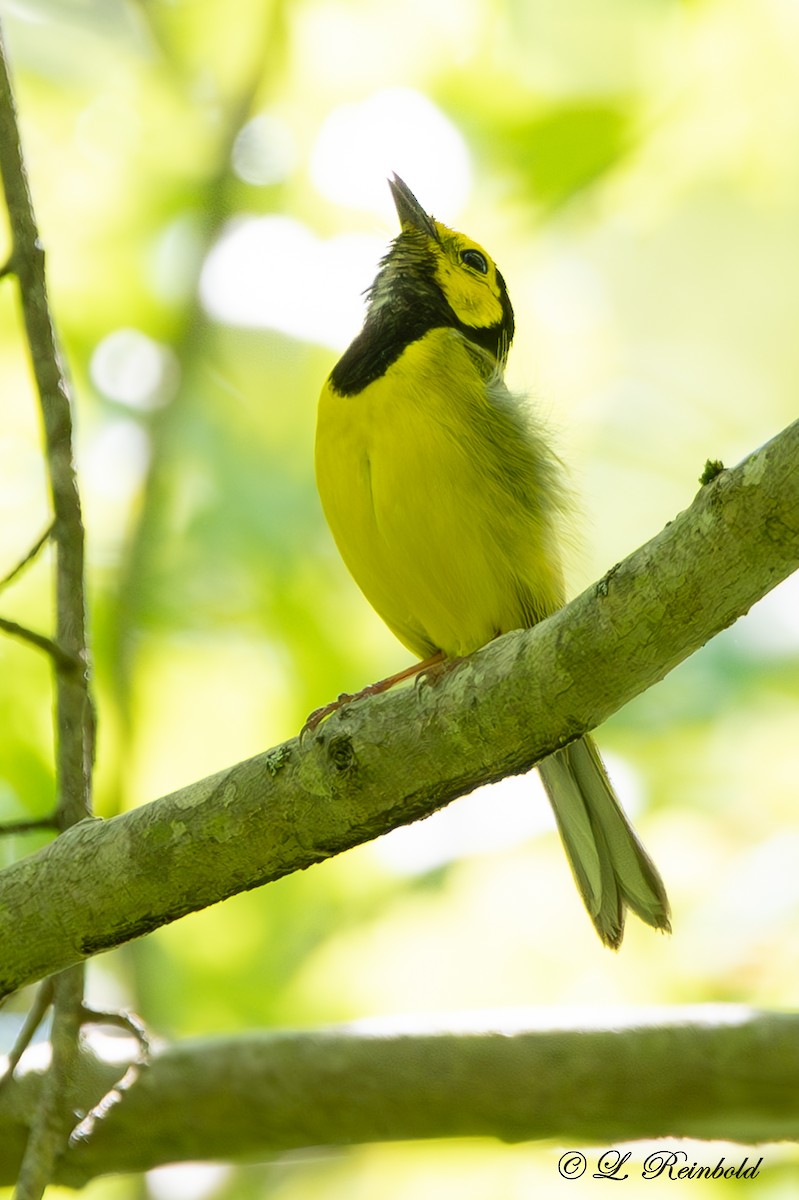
[368,174,515,368]
[329,176,515,396]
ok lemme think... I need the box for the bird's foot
[302,651,447,737]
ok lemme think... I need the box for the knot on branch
[327,734,356,773]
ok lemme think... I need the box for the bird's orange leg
[303,650,447,735]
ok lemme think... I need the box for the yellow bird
[315,175,670,948]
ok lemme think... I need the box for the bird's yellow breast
[316,327,567,661]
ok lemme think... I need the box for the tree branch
[0,25,93,833]
[0,418,796,998]
[0,17,94,1197]
[0,1007,795,1184]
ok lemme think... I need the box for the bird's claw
[301,692,357,739]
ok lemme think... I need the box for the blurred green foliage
[2,0,799,1194]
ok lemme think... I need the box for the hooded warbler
[314,175,670,948]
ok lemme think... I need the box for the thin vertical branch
[0,26,93,826]
[0,17,94,1200]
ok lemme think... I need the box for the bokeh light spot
[232,113,295,186]
[310,86,472,220]
[90,328,179,410]
[199,216,383,348]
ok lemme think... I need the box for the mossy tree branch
[0,418,797,1000]
[0,1007,795,1184]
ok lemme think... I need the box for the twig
[0,523,54,591]
[0,817,57,837]
[0,979,54,1088]
[69,1007,151,1144]
[0,17,94,1199]
[0,615,81,671]
[13,969,85,1200]
[79,1007,150,1058]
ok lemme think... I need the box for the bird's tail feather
[537,735,671,949]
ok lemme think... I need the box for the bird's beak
[388,174,440,241]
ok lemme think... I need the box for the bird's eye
[460,248,488,274]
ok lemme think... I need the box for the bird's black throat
[329,240,514,397]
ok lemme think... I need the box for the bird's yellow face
[427,222,508,336]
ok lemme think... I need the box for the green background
[1,0,798,1194]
